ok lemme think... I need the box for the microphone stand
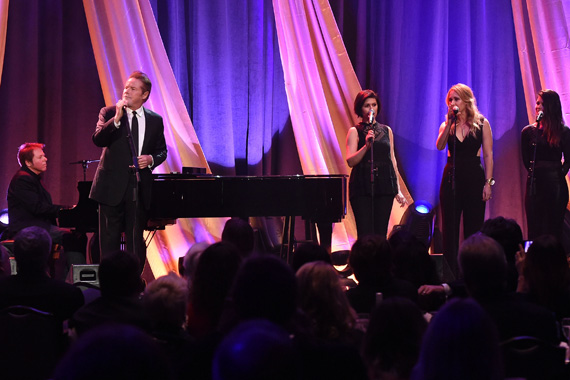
[367,119,377,234]
[69,159,100,181]
[529,120,539,197]
[527,119,539,239]
[450,115,458,279]
[126,130,142,258]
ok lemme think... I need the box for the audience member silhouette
[52,324,176,380]
[229,254,297,328]
[290,241,331,273]
[458,232,558,344]
[417,216,524,307]
[186,241,242,339]
[411,297,504,380]
[69,250,148,337]
[212,319,299,380]
[480,216,523,292]
[518,234,570,321]
[0,226,83,325]
[347,234,417,314]
[143,272,197,380]
[180,241,209,280]
[389,229,442,311]
[296,261,361,346]
[389,229,440,289]
[221,217,255,258]
[363,297,427,380]
[227,254,367,380]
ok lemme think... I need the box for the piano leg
[315,221,332,254]
[280,216,295,263]
[280,217,333,262]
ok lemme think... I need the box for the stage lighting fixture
[0,208,9,232]
[395,201,435,248]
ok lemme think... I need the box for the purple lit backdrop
[151,0,528,228]
[0,0,557,241]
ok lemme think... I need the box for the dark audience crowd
[1,216,570,380]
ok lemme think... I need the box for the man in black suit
[89,71,167,272]
[3,143,86,273]
[4,143,59,238]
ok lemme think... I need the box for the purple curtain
[0,0,103,211]
[1,0,567,258]
[150,0,300,176]
[331,0,529,232]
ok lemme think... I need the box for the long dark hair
[539,89,564,146]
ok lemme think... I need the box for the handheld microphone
[368,109,375,124]
[536,111,544,123]
[453,106,459,115]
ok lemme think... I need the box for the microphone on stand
[449,106,459,123]
[536,111,544,123]
[368,109,375,124]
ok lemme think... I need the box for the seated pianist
[2,143,86,278]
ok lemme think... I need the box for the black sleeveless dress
[349,122,398,237]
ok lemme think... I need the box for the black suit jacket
[4,166,61,239]
[480,292,559,345]
[0,273,84,324]
[89,105,167,210]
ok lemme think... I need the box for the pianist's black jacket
[3,166,61,239]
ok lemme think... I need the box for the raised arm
[436,111,455,151]
[346,126,373,168]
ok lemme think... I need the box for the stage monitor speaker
[72,264,99,287]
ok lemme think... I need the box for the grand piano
[59,174,347,259]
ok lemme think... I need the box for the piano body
[59,174,348,259]
[58,181,99,233]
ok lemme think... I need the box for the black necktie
[131,110,139,156]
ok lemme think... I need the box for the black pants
[350,195,394,238]
[439,161,485,279]
[98,173,147,272]
[525,166,568,240]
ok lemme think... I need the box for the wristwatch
[486,177,495,186]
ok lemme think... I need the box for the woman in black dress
[346,90,406,237]
[521,89,570,240]
[437,83,494,279]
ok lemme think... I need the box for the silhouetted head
[296,261,355,340]
[232,255,297,326]
[480,216,523,263]
[363,297,427,380]
[213,319,298,380]
[349,234,392,285]
[13,226,52,274]
[458,233,507,300]
[53,324,175,380]
[98,250,143,298]
[222,218,255,258]
[181,241,209,280]
[189,241,242,325]
[412,297,503,380]
[290,242,331,273]
[143,272,188,331]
